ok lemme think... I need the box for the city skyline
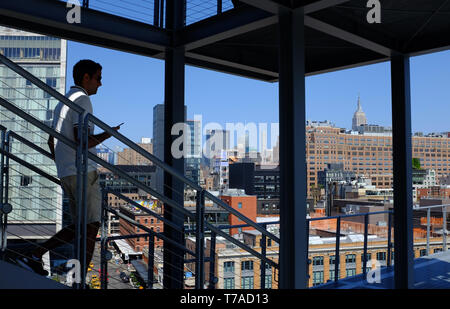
[65,40,450,153]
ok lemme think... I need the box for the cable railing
[0,51,279,289]
[59,0,239,28]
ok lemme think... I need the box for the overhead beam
[176,5,277,51]
[303,0,351,14]
[0,0,169,53]
[185,52,279,82]
[304,15,396,56]
[238,0,290,14]
[239,0,351,14]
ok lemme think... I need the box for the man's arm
[73,125,121,149]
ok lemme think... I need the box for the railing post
[260,223,267,289]
[154,0,160,27]
[208,231,216,289]
[160,0,165,28]
[334,216,341,283]
[0,128,5,259]
[76,114,89,289]
[426,208,431,256]
[195,190,205,289]
[217,0,222,14]
[387,211,393,266]
[100,189,108,289]
[305,219,310,285]
[148,234,155,289]
[0,131,11,260]
[363,214,369,276]
[443,206,447,252]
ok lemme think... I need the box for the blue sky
[65,40,450,150]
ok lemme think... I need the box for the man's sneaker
[16,254,49,276]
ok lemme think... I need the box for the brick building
[119,201,164,253]
[306,124,450,197]
[220,189,257,236]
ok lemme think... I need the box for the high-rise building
[205,129,230,160]
[352,96,367,131]
[152,104,186,193]
[185,119,201,185]
[0,27,67,234]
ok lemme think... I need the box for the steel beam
[163,0,186,290]
[278,8,307,289]
[304,15,395,57]
[177,5,276,51]
[238,0,290,14]
[390,54,414,289]
[303,0,351,14]
[0,0,169,54]
[185,52,278,81]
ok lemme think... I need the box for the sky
[65,40,450,151]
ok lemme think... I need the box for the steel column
[443,206,447,251]
[278,8,307,289]
[163,0,186,289]
[391,54,414,289]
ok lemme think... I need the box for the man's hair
[73,60,102,86]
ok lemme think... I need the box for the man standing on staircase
[17,60,121,281]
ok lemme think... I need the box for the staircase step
[0,259,69,289]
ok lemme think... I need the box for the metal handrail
[0,51,281,288]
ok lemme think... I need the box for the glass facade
[0,27,66,226]
[185,120,201,185]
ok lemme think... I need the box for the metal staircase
[0,52,279,289]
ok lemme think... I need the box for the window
[241,276,254,289]
[329,270,336,281]
[241,260,253,271]
[419,249,427,257]
[224,261,234,273]
[313,256,324,266]
[238,202,242,209]
[346,268,356,277]
[345,254,356,263]
[312,271,324,286]
[264,275,272,289]
[329,255,336,265]
[20,175,32,186]
[376,252,386,261]
[224,278,235,289]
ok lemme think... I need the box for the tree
[412,158,421,170]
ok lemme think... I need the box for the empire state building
[352,95,367,131]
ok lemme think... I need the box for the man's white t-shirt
[52,86,97,179]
